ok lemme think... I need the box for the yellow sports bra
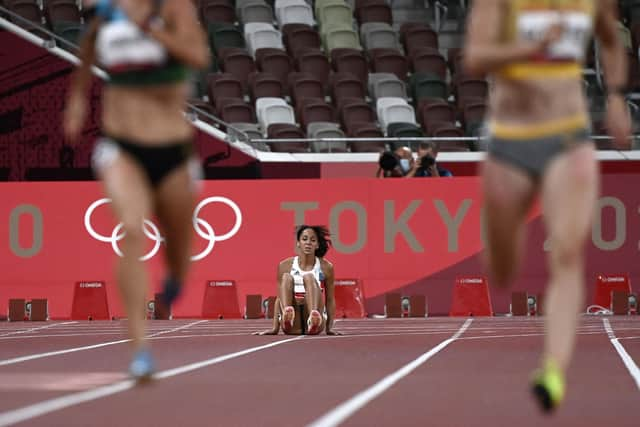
[497,0,595,80]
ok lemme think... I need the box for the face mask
[399,158,411,173]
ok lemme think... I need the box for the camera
[420,154,436,169]
[379,151,398,172]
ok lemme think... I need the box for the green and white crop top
[94,0,189,86]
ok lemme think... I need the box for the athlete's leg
[482,157,537,288]
[99,154,153,357]
[539,142,598,376]
[279,273,296,333]
[302,275,325,334]
[154,162,198,306]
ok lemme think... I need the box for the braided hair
[296,225,332,258]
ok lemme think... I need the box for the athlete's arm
[595,0,631,149]
[253,263,287,335]
[323,261,341,335]
[63,18,100,143]
[463,0,561,76]
[146,0,209,70]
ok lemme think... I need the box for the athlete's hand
[253,329,278,336]
[326,330,342,336]
[63,93,87,144]
[606,95,632,150]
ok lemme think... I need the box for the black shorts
[92,135,197,187]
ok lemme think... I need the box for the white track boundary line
[0,320,205,367]
[0,336,303,427]
[307,318,473,427]
[0,322,77,338]
[602,318,640,390]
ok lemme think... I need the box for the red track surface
[0,317,638,426]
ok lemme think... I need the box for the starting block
[536,293,544,315]
[29,299,48,321]
[202,280,241,319]
[511,291,528,316]
[334,279,366,318]
[408,295,427,317]
[385,293,402,318]
[611,290,630,315]
[71,282,110,320]
[594,274,631,310]
[8,299,26,321]
[245,294,263,319]
[449,276,493,317]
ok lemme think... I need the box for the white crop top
[291,256,325,294]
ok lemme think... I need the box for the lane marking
[603,318,640,390]
[0,320,206,367]
[307,319,473,427]
[0,337,303,427]
[0,322,77,338]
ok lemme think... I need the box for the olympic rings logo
[84,197,242,261]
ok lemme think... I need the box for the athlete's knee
[302,274,317,289]
[551,241,583,270]
[120,217,146,245]
[280,273,294,289]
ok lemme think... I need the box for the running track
[0,317,638,426]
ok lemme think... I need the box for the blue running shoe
[129,349,155,383]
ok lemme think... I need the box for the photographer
[406,142,453,178]
[376,146,414,178]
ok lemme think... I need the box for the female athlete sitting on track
[255,225,341,336]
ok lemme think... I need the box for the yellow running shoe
[531,359,565,413]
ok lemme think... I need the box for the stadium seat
[290,74,324,106]
[240,1,274,24]
[376,97,416,132]
[370,74,407,102]
[248,72,284,104]
[295,49,331,89]
[307,122,349,152]
[331,48,369,83]
[282,24,321,58]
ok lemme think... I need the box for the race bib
[517,11,592,61]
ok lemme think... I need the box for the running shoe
[129,348,155,383]
[282,306,295,333]
[531,359,565,413]
[307,310,322,335]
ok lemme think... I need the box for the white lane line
[0,322,78,338]
[0,320,205,367]
[147,320,208,337]
[603,318,640,390]
[307,318,473,427]
[0,337,303,427]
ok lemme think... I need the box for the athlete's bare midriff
[102,81,193,144]
[489,76,588,126]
